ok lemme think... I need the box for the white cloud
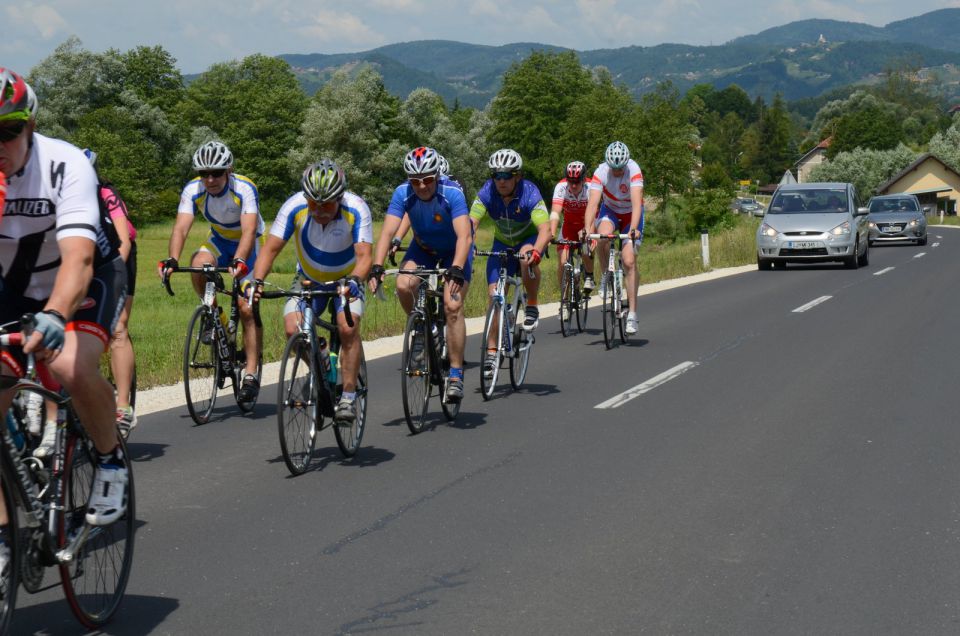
[469,0,498,18]
[6,4,70,40]
[365,0,424,11]
[294,10,387,47]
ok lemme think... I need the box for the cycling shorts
[283,278,365,319]
[197,232,262,282]
[126,241,137,297]
[596,204,645,247]
[486,235,537,286]
[404,241,474,283]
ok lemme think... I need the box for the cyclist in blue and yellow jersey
[470,149,551,379]
[159,141,265,402]
[368,146,473,403]
[582,141,644,336]
[251,160,372,423]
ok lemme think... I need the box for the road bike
[475,248,534,400]
[163,265,263,424]
[587,233,634,349]
[0,316,135,633]
[259,280,367,475]
[379,264,460,433]
[552,238,590,336]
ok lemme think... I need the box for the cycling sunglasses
[409,175,437,186]
[492,171,517,181]
[0,121,27,143]
[198,169,226,179]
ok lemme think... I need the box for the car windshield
[769,189,847,214]
[869,198,919,213]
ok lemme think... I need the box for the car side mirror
[856,207,869,216]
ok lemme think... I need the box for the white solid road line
[594,362,699,409]
[873,267,895,276]
[792,296,832,313]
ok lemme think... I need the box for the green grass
[128,216,759,388]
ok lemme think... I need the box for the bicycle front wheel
[277,333,318,475]
[559,266,573,338]
[575,264,588,332]
[602,273,615,350]
[0,466,19,636]
[334,349,366,457]
[401,312,430,434]
[617,275,628,344]
[59,433,135,629]
[183,305,219,424]
[480,301,504,401]
[509,294,532,390]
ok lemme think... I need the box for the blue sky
[3,1,958,75]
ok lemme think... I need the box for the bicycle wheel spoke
[401,313,430,433]
[183,306,218,424]
[278,334,317,475]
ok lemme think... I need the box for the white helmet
[437,154,450,176]
[193,141,233,171]
[604,141,630,169]
[301,159,346,202]
[488,148,522,172]
[403,146,441,176]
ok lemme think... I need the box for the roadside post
[700,229,710,269]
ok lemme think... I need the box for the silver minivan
[756,182,870,270]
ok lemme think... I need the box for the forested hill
[277,9,960,106]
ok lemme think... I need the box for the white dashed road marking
[792,296,832,313]
[914,252,926,259]
[595,362,699,409]
[873,267,895,276]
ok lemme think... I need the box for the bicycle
[552,238,590,337]
[379,263,460,434]
[0,316,135,632]
[162,265,263,425]
[475,248,535,400]
[259,280,367,475]
[587,233,634,349]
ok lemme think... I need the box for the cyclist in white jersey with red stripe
[583,141,644,335]
[550,161,595,300]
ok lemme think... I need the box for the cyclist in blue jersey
[159,141,265,402]
[369,146,473,403]
[470,149,551,380]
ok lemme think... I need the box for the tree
[741,94,795,184]
[928,115,960,171]
[828,105,902,158]
[809,144,916,198]
[700,112,746,180]
[632,82,699,208]
[119,45,185,112]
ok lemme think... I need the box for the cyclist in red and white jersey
[583,141,644,335]
[0,68,129,536]
[550,161,595,301]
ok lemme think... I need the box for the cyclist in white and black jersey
[0,69,129,540]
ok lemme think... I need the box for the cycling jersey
[386,180,469,255]
[177,173,265,243]
[1,133,121,304]
[588,160,644,216]
[552,179,589,241]
[101,183,136,241]
[272,191,373,283]
[470,179,549,246]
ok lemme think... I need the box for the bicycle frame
[383,268,448,384]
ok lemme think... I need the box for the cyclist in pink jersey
[583,141,644,336]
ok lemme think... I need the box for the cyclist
[158,141,264,402]
[550,160,595,319]
[368,146,473,403]
[0,68,129,532]
[583,141,644,336]
[470,149,550,378]
[251,160,372,422]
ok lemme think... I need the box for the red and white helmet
[565,161,586,181]
[0,68,31,123]
[403,146,441,176]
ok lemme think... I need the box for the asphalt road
[15,230,960,635]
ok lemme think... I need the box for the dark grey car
[867,194,927,246]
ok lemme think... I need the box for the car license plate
[787,241,822,249]
[884,225,902,233]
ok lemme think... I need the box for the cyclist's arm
[530,200,552,255]
[469,197,488,233]
[395,214,411,244]
[452,215,473,269]
[630,185,644,233]
[166,213,195,264]
[353,242,373,283]
[45,236,95,319]
[112,212,132,262]
[549,201,563,239]
[583,188,603,233]
[233,212,259,263]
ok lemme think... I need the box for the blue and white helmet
[437,154,450,177]
[604,141,630,169]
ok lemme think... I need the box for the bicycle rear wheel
[277,333,317,475]
[438,323,461,421]
[59,433,135,629]
[479,302,504,401]
[183,306,219,424]
[401,312,430,434]
[559,266,573,338]
[334,349,366,457]
[575,264,588,332]
[509,294,532,390]
[602,273,615,350]
[0,467,18,636]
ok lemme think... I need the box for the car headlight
[909,219,918,227]
[830,221,851,236]
[868,222,876,228]
[760,223,778,238]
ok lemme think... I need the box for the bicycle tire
[0,467,19,636]
[617,273,628,344]
[277,333,317,475]
[401,312,430,434]
[334,349,366,457]
[575,263,588,333]
[438,322,461,421]
[183,306,219,424]
[602,273,615,350]
[59,433,135,629]
[509,291,531,390]
[479,301,504,401]
[559,266,572,338]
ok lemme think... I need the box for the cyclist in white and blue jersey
[160,141,265,402]
[251,160,373,423]
[368,146,473,403]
